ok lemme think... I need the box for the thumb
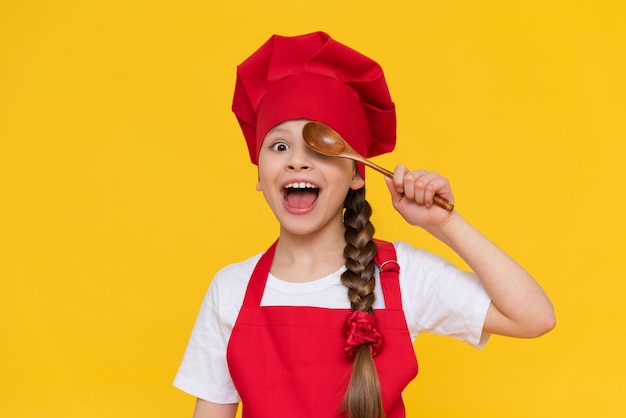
[385,176,403,203]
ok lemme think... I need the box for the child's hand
[384,164,455,228]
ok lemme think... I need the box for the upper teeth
[285,182,317,189]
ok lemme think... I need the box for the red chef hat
[232,31,396,177]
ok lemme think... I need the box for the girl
[174,32,555,418]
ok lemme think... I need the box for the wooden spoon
[302,121,454,211]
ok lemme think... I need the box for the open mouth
[283,182,320,210]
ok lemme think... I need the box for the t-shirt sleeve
[395,241,491,348]
[173,276,241,404]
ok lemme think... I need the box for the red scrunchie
[342,311,384,357]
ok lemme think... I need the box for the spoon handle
[361,159,394,178]
[433,196,455,212]
[361,159,455,212]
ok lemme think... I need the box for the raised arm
[385,165,555,338]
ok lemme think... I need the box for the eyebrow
[265,128,295,139]
[267,126,290,135]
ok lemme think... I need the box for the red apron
[226,240,418,417]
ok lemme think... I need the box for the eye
[270,141,290,152]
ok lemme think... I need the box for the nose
[286,144,314,171]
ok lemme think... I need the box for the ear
[255,168,263,191]
[349,169,365,190]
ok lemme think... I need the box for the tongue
[286,190,318,209]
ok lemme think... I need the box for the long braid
[341,187,385,418]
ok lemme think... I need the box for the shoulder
[195,251,265,330]
[209,251,264,298]
[390,240,478,302]
[213,252,263,283]
[389,240,453,272]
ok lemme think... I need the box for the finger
[404,170,428,205]
[421,173,453,208]
[416,171,444,207]
[384,176,403,202]
[391,164,409,194]
[402,169,427,201]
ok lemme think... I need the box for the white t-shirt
[173,241,491,404]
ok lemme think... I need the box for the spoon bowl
[302,122,394,177]
[302,121,454,211]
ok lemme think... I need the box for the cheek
[336,161,360,185]
[319,157,355,175]
[255,162,279,194]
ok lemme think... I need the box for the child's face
[256,119,365,237]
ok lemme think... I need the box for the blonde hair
[341,187,385,418]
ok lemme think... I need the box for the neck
[271,223,347,283]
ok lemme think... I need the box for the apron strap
[374,240,402,310]
[241,240,278,307]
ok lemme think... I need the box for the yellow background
[1,1,625,417]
